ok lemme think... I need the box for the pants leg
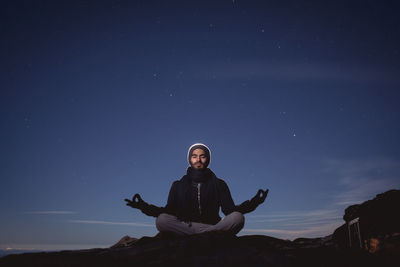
[156,212,244,235]
[207,211,245,235]
[156,213,201,235]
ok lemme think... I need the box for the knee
[225,212,244,235]
[156,213,170,231]
[230,211,245,224]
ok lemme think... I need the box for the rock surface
[1,189,399,266]
[1,232,399,267]
[333,189,400,249]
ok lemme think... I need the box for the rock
[1,189,399,266]
[293,235,335,248]
[333,189,400,249]
[110,235,138,248]
[1,232,398,267]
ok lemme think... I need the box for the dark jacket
[140,169,258,224]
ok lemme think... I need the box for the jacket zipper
[197,183,201,215]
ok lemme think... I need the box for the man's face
[190,148,208,169]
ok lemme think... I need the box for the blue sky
[1,0,400,250]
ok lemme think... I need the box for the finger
[133,193,143,202]
[263,189,268,195]
[133,193,142,202]
[260,189,269,201]
[261,194,267,201]
[257,189,263,198]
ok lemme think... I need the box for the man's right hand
[124,194,145,210]
[247,188,269,211]
[252,188,269,205]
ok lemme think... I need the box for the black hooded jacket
[140,168,257,224]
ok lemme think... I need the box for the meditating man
[125,143,268,235]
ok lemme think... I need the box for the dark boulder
[333,189,400,249]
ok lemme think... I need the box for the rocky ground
[1,232,399,267]
[1,189,399,266]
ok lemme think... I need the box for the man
[125,143,268,235]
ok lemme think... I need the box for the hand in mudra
[251,188,269,205]
[124,193,145,209]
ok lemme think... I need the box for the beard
[190,161,205,169]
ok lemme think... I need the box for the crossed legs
[156,212,244,235]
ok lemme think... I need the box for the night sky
[1,0,400,251]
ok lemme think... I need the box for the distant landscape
[0,249,42,258]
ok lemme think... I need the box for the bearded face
[189,148,208,170]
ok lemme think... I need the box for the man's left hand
[124,193,145,210]
[251,188,269,205]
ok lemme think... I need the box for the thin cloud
[243,222,342,240]
[69,220,153,227]
[334,178,397,206]
[249,209,340,219]
[244,157,400,240]
[322,158,400,206]
[247,209,342,225]
[0,243,109,251]
[23,211,77,215]
[245,208,342,239]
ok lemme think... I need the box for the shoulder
[171,175,190,187]
[217,178,229,190]
[215,176,227,185]
[211,173,230,189]
[168,177,188,196]
[212,175,232,198]
[171,180,180,187]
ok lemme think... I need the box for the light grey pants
[156,212,245,235]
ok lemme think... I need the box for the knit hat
[187,143,211,167]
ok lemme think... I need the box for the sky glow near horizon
[1,0,400,251]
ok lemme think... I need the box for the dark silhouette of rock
[1,232,398,267]
[1,189,399,266]
[293,235,335,248]
[333,189,400,249]
[110,235,138,248]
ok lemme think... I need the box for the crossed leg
[155,212,244,235]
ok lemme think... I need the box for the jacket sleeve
[164,181,179,216]
[139,181,178,217]
[218,179,259,215]
[235,199,258,214]
[139,202,165,217]
[218,180,237,216]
